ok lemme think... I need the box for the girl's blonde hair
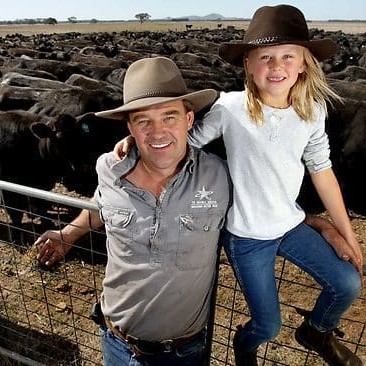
[244,47,343,125]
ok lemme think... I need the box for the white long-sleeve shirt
[188,91,331,239]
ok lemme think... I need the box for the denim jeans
[99,327,206,366]
[223,222,361,352]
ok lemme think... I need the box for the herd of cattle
[0,27,366,242]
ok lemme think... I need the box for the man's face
[128,100,194,174]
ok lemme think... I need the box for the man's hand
[35,208,103,267]
[305,215,363,279]
[35,230,74,267]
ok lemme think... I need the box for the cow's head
[31,113,80,161]
[30,113,93,193]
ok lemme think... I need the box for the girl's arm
[112,95,226,160]
[311,167,363,277]
[112,107,223,160]
[111,110,224,159]
[188,103,224,148]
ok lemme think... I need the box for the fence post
[204,242,223,366]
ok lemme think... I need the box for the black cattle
[298,97,366,216]
[30,112,130,197]
[328,101,366,215]
[0,110,75,244]
[0,111,130,245]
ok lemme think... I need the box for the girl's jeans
[223,222,361,352]
[100,327,206,366]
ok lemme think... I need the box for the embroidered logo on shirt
[195,186,213,200]
[191,186,218,208]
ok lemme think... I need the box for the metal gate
[1,180,365,365]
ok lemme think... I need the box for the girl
[114,5,363,365]
[191,5,363,365]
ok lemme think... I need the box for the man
[36,56,360,366]
[35,56,231,366]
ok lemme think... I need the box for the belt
[104,317,205,357]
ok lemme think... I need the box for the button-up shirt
[94,145,231,341]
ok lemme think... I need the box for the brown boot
[233,325,258,366]
[295,320,362,366]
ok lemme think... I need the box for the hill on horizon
[156,13,365,22]
[161,13,246,21]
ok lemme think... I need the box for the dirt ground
[0,202,365,365]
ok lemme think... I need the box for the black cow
[30,112,130,197]
[328,101,366,215]
[298,98,366,216]
[0,110,129,245]
[0,110,75,244]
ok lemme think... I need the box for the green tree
[43,17,57,25]
[135,13,151,23]
[68,16,77,23]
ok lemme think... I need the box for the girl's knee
[336,268,361,301]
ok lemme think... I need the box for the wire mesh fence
[0,180,365,366]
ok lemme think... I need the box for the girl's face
[245,44,306,107]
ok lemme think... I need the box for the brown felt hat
[96,56,217,119]
[219,4,338,67]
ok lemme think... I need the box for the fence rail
[1,180,365,365]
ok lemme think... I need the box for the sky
[0,0,365,22]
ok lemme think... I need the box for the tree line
[0,13,153,26]
[0,17,100,25]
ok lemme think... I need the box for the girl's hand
[113,135,135,160]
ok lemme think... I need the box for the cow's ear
[30,122,54,139]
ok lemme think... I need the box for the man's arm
[310,168,363,277]
[35,208,103,267]
[305,214,363,277]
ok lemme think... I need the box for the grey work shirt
[94,145,231,341]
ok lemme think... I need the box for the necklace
[266,103,290,109]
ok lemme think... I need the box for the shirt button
[203,225,209,231]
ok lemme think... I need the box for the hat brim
[95,89,218,120]
[219,38,338,67]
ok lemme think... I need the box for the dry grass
[0,207,365,365]
[0,20,365,38]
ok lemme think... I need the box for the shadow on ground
[0,316,81,365]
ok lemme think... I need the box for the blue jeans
[100,327,206,366]
[223,222,361,352]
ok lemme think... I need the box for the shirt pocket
[101,206,135,243]
[176,213,225,270]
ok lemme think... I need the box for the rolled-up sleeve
[303,107,332,173]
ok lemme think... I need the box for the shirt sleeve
[188,92,226,148]
[303,105,332,173]
[92,152,112,222]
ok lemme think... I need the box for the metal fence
[1,180,365,366]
